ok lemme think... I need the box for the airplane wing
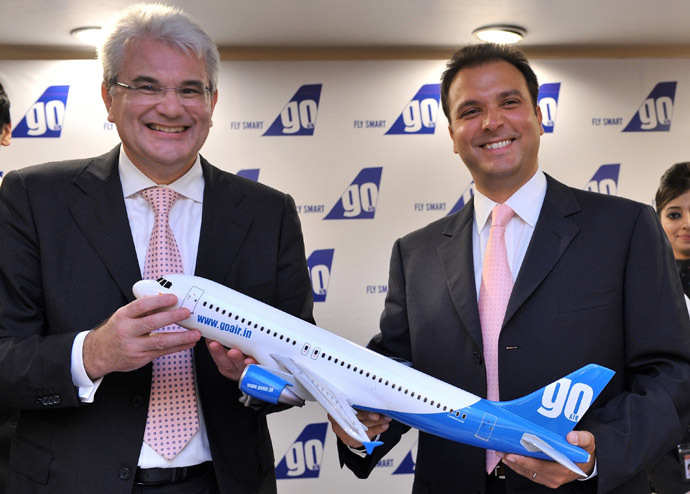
[271,353,383,454]
[520,433,587,477]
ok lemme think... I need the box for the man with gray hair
[0,4,313,493]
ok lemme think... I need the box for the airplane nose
[133,279,165,299]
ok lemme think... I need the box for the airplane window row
[198,295,467,420]
[311,347,466,418]
[201,299,299,346]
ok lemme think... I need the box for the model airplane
[133,275,614,477]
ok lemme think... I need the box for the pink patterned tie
[140,187,199,459]
[478,204,515,473]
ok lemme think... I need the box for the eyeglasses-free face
[102,37,218,184]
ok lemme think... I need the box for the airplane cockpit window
[155,277,172,289]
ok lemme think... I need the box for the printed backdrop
[0,57,687,492]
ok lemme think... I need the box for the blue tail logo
[386,84,441,135]
[263,84,322,136]
[275,422,328,479]
[13,85,70,138]
[538,83,561,134]
[497,364,614,436]
[623,82,676,132]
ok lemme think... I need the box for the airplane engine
[239,364,305,406]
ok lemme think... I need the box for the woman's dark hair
[656,162,690,215]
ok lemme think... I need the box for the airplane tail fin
[497,364,614,437]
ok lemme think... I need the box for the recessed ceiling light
[70,26,103,46]
[472,25,526,45]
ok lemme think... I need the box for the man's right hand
[327,411,391,449]
[83,293,200,380]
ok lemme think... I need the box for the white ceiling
[1,0,690,55]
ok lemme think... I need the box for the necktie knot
[140,187,180,216]
[491,203,514,229]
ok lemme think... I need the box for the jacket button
[119,467,131,480]
[474,352,483,364]
[131,396,144,408]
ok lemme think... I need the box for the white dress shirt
[472,170,547,297]
[70,146,212,468]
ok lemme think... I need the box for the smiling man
[0,4,313,494]
[330,43,690,493]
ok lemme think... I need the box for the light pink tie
[140,187,199,460]
[478,203,514,473]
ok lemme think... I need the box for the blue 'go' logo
[263,84,322,136]
[324,167,382,220]
[448,180,476,216]
[538,83,560,134]
[307,249,335,303]
[275,423,328,479]
[585,164,619,195]
[386,84,440,135]
[623,82,676,132]
[236,169,260,182]
[13,86,70,138]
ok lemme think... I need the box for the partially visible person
[0,80,14,494]
[0,4,313,493]
[657,162,690,298]
[0,81,10,147]
[646,162,690,494]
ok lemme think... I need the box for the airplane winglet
[363,440,384,455]
[520,433,587,478]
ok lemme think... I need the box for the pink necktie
[140,187,199,460]
[478,203,515,473]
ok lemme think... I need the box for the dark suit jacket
[338,175,690,494]
[0,146,314,494]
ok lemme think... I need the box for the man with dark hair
[0,4,313,493]
[330,43,690,493]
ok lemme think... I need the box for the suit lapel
[438,198,484,350]
[68,146,142,302]
[194,159,252,283]
[504,175,581,325]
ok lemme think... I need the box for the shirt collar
[118,144,204,203]
[473,169,547,233]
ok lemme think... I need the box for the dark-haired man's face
[446,60,543,202]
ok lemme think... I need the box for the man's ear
[101,82,112,111]
[0,123,11,147]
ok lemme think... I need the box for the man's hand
[498,430,596,488]
[327,410,391,449]
[206,340,257,381]
[83,293,200,380]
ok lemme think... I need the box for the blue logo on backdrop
[585,164,620,195]
[0,171,3,188]
[623,82,676,132]
[308,249,335,303]
[275,423,328,479]
[538,83,560,134]
[393,449,416,475]
[236,169,260,182]
[324,167,382,220]
[263,84,322,136]
[13,86,70,138]
[448,181,476,215]
[386,84,441,135]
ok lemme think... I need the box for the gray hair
[99,3,220,92]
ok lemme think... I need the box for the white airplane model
[134,274,614,477]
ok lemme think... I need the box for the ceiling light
[472,25,526,44]
[70,26,103,46]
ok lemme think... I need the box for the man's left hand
[498,430,596,488]
[206,339,257,381]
